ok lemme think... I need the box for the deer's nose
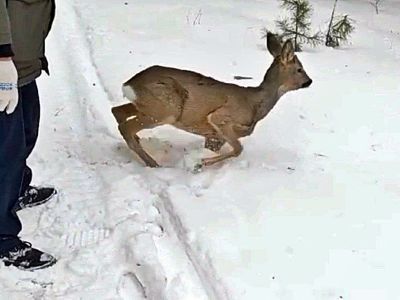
[302,79,312,88]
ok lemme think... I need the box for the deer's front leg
[202,137,243,166]
[201,113,245,166]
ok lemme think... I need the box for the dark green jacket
[0,0,55,86]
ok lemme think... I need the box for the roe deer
[112,33,312,168]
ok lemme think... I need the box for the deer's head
[267,33,312,96]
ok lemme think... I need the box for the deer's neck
[252,63,283,122]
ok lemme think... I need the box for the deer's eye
[297,68,303,73]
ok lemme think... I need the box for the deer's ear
[281,40,295,64]
[267,32,282,58]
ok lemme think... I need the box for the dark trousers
[0,81,40,252]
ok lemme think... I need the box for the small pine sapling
[326,0,355,47]
[276,0,322,51]
[326,15,355,48]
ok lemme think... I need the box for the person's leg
[20,81,40,194]
[21,166,33,194]
[0,82,57,270]
[15,81,56,212]
[0,94,25,252]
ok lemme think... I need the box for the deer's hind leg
[114,82,185,167]
[112,103,138,124]
[118,113,160,168]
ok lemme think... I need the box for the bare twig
[193,9,202,25]
[370,0,383,14]
[186,9,203,26]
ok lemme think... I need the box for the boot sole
[3,257,57,271]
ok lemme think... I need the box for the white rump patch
[122,84,137,103]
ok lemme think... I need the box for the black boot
[15,186,57,212]
[0,240,56,271]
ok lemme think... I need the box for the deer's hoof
[145,160,160,168]
[192,163,204,173]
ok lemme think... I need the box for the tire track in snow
[155,186,231,300]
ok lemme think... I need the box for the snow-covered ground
[1,0,400,299]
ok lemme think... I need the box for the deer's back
[125,66,256,125]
